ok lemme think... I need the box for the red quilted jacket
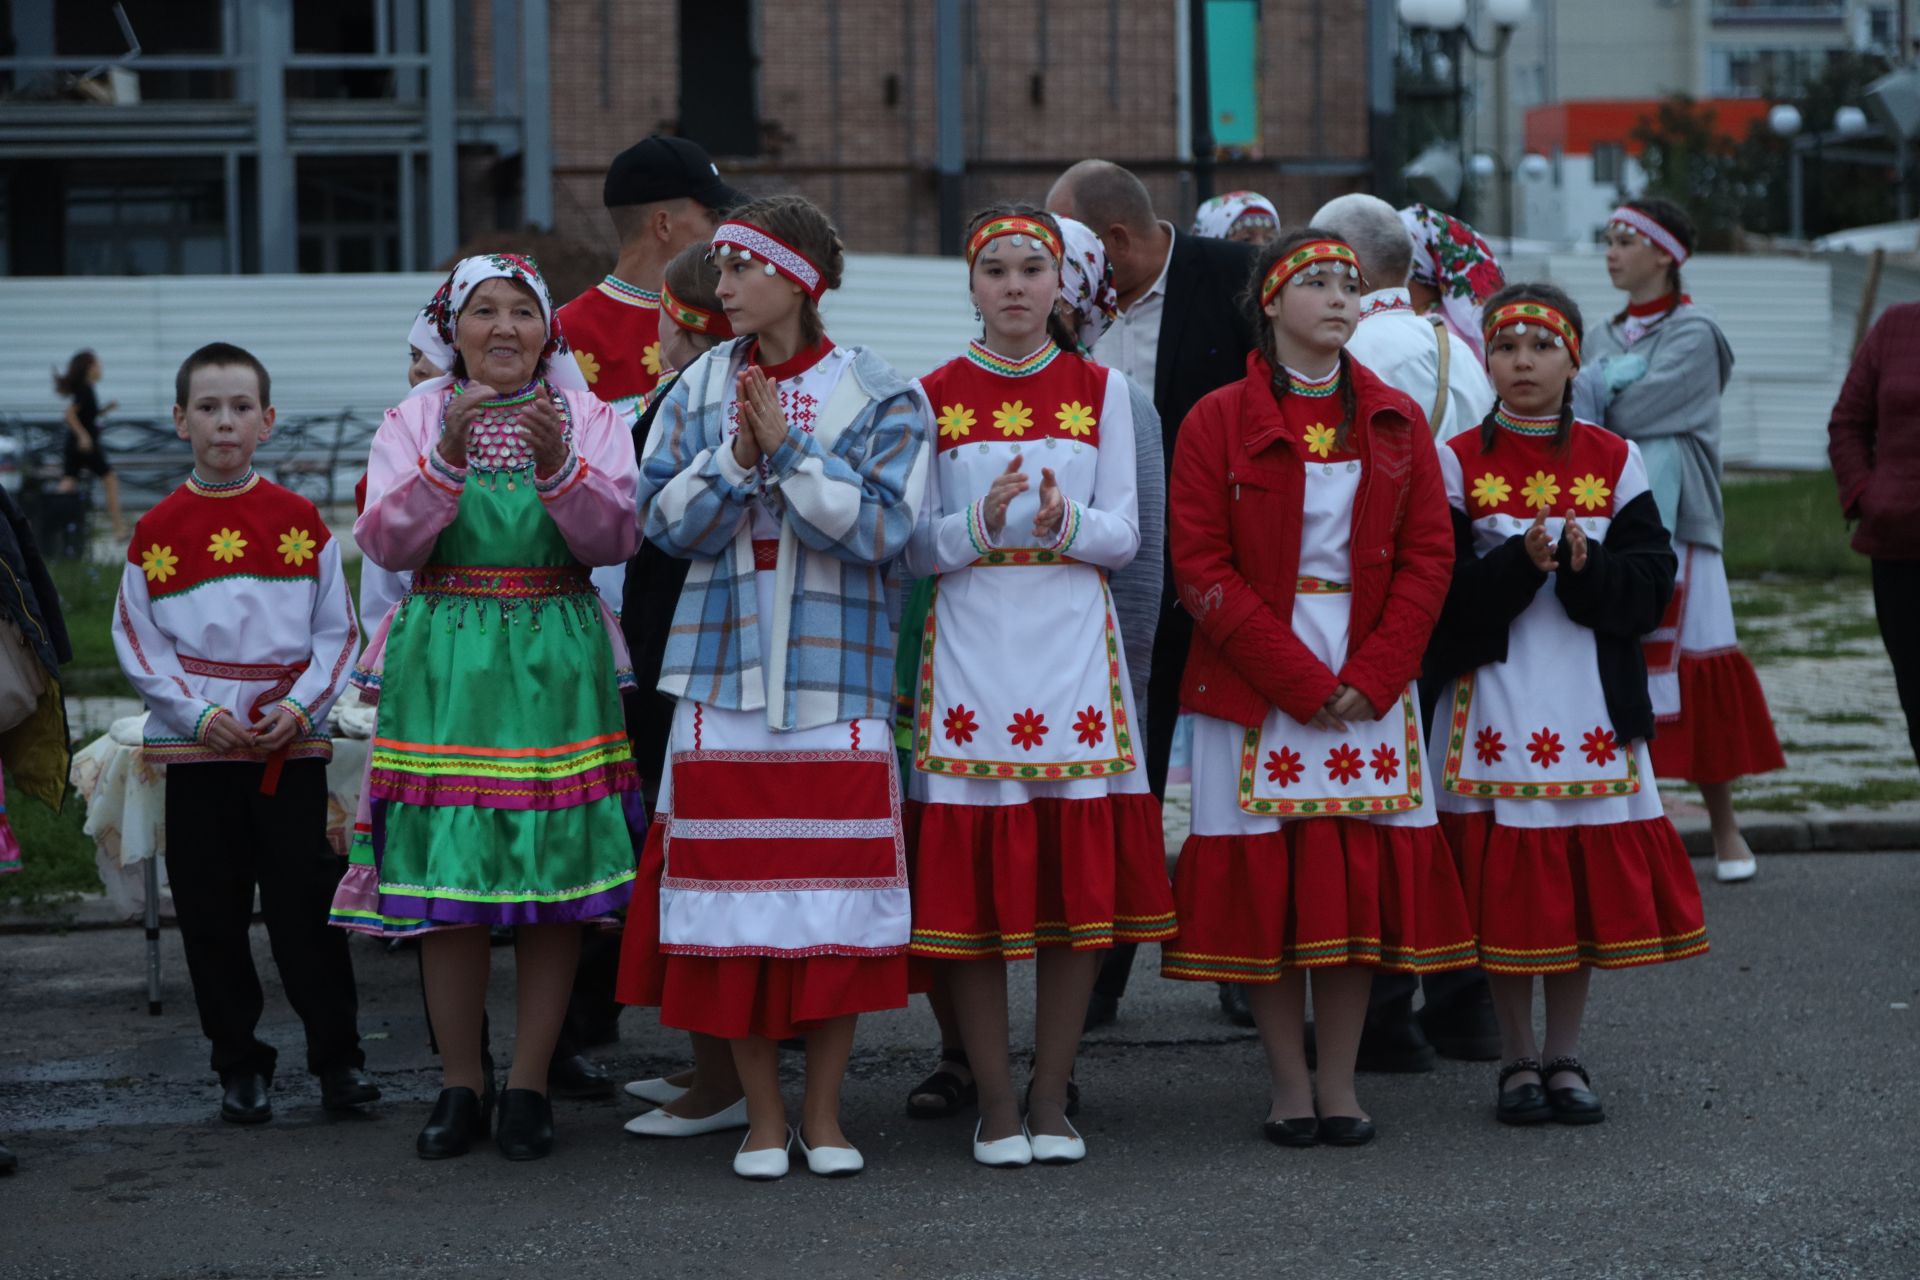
[1170,351,1453,726]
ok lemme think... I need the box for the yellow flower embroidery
[278,528,317,566]
[1570,473,1613,511]
[642,342,663,377]
[993,400,1033,437]
[1055,401,1097,438]
[573,350,601,385]
[1521,471,1561,511]
[1470,473,1512,509]
[1302,423,1337,459]
[207,528,248,564]
[140,544,179,583]
[937,404,976,441]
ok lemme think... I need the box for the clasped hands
[981,454,1066,543]
[731,367,791,469]
[438,383,570,478]
[203,706,300,754]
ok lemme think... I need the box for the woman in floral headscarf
[1400,204,1506,360]
[1192,191,1281,245]
[331,253,642,1162]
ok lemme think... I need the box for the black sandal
[905,1047,976,1119]
[1495,1057,1551,1126]
[1542,1056,1605,1125]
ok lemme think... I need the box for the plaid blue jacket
[637,340,931,732]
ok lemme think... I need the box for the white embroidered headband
[709,221,827,300]
[1607,206,1690,266]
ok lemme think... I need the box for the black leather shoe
[1217,983,1254,1027]
[548,1053,615,1100]
[220,1073,271,1125]
[1316,1115,1377,1147]
[1262,1116,1318,1148]
[1543,1056,1605,1125]
[1495,1057,1552,1125]
[495,1088,555,1161]
[416,1087,487,1159]
[319,1066,381,1112]
[1421,986,1503,1061]
[0,1139,16,1174]
[1354,1013,1437,1074]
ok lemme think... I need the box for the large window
[1710,45,1835,97]
[1710,0,1845,18]
[297,156,401,273]
[64,159,227,275]
[52,0,230,100]
[679,0,759,158]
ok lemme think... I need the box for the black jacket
[0,487,74,810]
[1152,231,1258,466]
[1422,489,1677,745]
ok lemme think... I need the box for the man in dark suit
[1047,160,1258,1026]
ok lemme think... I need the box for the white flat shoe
[1714,857,1758,883]
[1028,1116,1087,1165]
[732,1128,792,1181]
[971,1119,1032,1168]
[623,1076,689,1105]
[623,1096,748,1137]
[795,1128,865,1178]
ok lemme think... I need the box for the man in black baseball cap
[543,135,743,1104]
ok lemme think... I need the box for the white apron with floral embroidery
[1237,452,1425,816]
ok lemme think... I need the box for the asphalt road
[2,852,1916,1280]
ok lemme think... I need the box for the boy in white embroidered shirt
[111,342,374,1127]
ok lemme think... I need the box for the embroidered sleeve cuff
[1048,499,1083,554]
[967,497,997,554]
[195,705,231,744]
[533,449,584,497]
[423,449,468,493]
[276,697,315,736]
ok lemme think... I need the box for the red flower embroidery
[1528,728,1564,768]
[1371,745,1400,784]
[1326,744,1364,784]
[1582,727,1619,766]
[1474,727,1505,766]
[1007,708,1049,751]
[1266,746,1304,788]
[1449,218,1475,245]
[1466,259,1505,299]
[1073,705,1107,747]
[943,704,978,746]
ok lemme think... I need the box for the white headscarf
[1191,191,1279,240]
[405,252,590,400]
[1055,215,1120,353]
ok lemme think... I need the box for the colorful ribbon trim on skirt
[369,730,639,810]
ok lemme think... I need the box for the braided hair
[1477,281,1585,456]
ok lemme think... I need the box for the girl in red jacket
[1162,230,1476,1148]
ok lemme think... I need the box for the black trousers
[1094,601,1194,1001]
[1873,559,1920,766]
[164,760,363,1081]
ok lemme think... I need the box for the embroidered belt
[1296,577,1351,594]
[176,655,309,795]
[970,548,1082,568]
[752,539,780,571]
[413,564,594,599]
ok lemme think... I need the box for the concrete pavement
[1,852,1916,1279]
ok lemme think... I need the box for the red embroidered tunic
[556,275,665,425]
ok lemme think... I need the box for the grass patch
[1808,710,1885,725]
[0,768,102,907]
[1799,777,1920,808]
[1779,741,1878,754]
[1721,471,1866,579]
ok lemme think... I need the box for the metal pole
[1450,30,1468,220]
[143,857,163,1016]
[1495,33,1512,239]
[935,0,965,256]
[1367,0,1398,198]
[255,0,296,273]
[1790,146,1805,241]
[1188,0,1215,204]
[520,0,553,228]
[426,0,459,264]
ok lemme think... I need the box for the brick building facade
[519,0,1374,260]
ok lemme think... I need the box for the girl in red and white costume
[1574,199,1784,883]
[1430,283,1707,1127]
[906,204,1175,1167]
[1161,230,1475,1148]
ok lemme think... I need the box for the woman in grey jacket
[1573,198,1784,883]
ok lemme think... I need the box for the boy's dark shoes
[548,1053,614,1099]
[495,1089,555,1160]
[1353,1013,1438,1074]
[1543,1056,1605,1125]
[1217,982,1255,1027]
[319,1066,381,1112]
[1083,991,1119,1032]
[1420,986,1503,1061]
[220,1072,272,1125]
[1495,1057,1552,1125]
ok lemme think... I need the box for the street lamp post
[1398,0,1532,232]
